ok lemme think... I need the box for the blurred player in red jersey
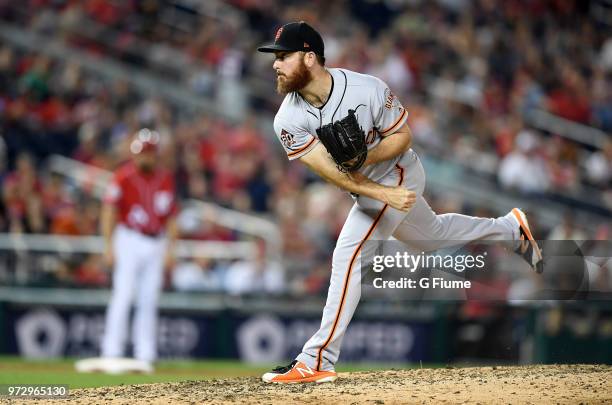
[100,129,178,370]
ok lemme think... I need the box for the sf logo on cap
[275,27,283,42]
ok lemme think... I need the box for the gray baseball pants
[296,149,518,371]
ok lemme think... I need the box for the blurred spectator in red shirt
[2,153,44,233]
[546,65,591,124]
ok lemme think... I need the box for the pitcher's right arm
[299,143,415,211]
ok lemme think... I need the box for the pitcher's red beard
[276,60,312,94]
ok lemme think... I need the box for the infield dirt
[19,364,612,404]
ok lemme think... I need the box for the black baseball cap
[257,21,324,57]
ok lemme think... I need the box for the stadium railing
[0,233,256,286]
[47,155,283,263]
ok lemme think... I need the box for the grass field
[0,356,417,389]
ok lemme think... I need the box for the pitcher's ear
[303,51,316,68]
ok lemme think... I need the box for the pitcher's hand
[382,186,416,211]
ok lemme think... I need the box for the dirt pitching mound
[40,364,612,404]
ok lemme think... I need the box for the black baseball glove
[316,110,367,172]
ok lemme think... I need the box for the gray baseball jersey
[273,68,408,181]
[272,67,519,373]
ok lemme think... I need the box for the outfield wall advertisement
[1,305,433,363]
[3,300,611,364]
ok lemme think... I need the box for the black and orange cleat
[511,208,544,273]
[262,360,337,384]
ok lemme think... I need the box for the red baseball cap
[130,128,160,154]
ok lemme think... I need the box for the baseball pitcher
[257,21,543,383]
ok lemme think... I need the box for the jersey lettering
[384,88,396,110]
[154,191,173,215]
[107,162,177,234]
[127,205,149,227]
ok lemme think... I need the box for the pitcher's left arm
[362,122,412,167]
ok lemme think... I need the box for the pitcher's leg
[297,196,410,371]
[296,204,370,371]
[393,195,518,252]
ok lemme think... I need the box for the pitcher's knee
[429,216,448,239]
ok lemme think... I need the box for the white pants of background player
[296,149,520,371]
[101,224,166,362]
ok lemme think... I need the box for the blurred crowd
[0,0,610,295]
